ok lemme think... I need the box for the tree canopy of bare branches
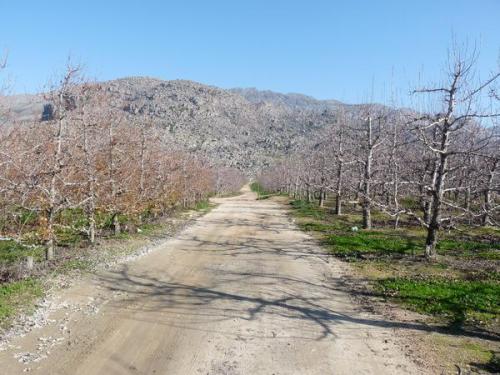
[0,63,246,261]
[257,46,499,259]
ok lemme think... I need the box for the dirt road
[0,187,425,374]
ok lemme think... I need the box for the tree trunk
[423,201,431,224]
[318,188,325,207]
[318,175,326,207]
[362,117,373,230]
[464,186,471,224]
[425,138,448,258]
[424,221,438,259]
[25,256,34,271]
[81,112,97,245]
[355,180,362,201]
[139,126,146,197]
[89,216,96,244]
[362,202,371,229]
[424,160,439,225]
[394,215,400,230]
[482,160,497,226]
[335,160,343,215]
[46,213,55,261]
[46,241,54,261]
[305,181,311,202]
[46,93,65,260]
[113,214,121,235]
[482,190,492,226]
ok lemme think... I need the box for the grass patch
[290,200,326,220]
[291,199,499,260]
[377,277,500,325]
[194,200,214,212]
[437,239,500,260]
[323,231,421,258]
[321,232,499,260]
[0,279,43,327]
[0,240,45,265]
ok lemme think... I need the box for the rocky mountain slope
[1,77,369,171]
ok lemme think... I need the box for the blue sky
[1,0,499,104]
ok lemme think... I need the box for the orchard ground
[274,189,499,373]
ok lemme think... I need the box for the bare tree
[355,110,386,229]
[333,113,347,215]
[256,44,499,262]
[43,63,83,260]
[410,46,500,258]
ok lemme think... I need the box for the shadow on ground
[96,263,499,343]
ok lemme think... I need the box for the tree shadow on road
[96,265,499,343]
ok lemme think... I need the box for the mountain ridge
[0,77,389,171]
